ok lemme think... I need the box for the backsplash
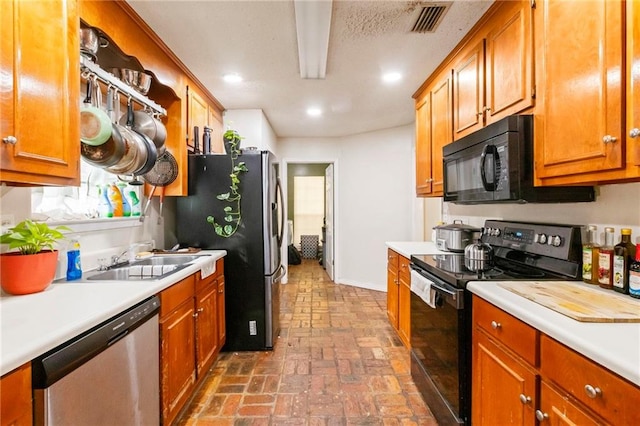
[441,182,640,245]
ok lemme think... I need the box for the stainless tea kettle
[464,239,494,272]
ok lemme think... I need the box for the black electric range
[408,220,584,426]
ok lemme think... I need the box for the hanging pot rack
[80,56,166,117]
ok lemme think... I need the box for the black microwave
[442,115,595,204]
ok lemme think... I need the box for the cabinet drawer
[540,334,640,424]
[160,274,195,318]
[473,296,538,366]
[399,255,411,282]
[387,249,399,270]
[0,363,32,426]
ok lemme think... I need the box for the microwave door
[444,143,498,203]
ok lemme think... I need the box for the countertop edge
[385,241,446,258]
[467,281,640,387]
[0,250,226,376]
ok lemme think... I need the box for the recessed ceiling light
[306,107,322,117]
[382,72,402,83]
[223,73,243,83]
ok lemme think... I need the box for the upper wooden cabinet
[0,0,81,186]
[534,0,639,185]
[415,69,452,197]
[188,88,224,154]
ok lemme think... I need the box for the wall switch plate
[1,214,15,235]
[249,320,257,336]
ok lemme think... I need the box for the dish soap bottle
[66,239,82,281]
[108,183,124,217]
[597,227,615,289]
[118,183,132,217]
[613,228,635,294]
[128,190,141,216]
[582,225,600,284]
[629,245,640,299]
[98,185,113,218]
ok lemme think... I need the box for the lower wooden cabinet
[0,363,32,426]
[386,249,410,347]
[159,258,226,425]
[473,295,640,425]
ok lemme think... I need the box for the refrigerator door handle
[276,177,285,249]
[273,264,286,283]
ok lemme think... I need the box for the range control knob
[537,233,548,244]
[549,235,562,247]
[491,228,501,237]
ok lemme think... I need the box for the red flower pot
[0,250,59,295]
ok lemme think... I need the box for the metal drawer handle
[2,136,17,145]
[491,320,501,330]
[519,394,531,404]
[198,308,204,313]
[602,135,617,144]
[584,384,602,399]
[535,410,549,421]
[630,128,640,138]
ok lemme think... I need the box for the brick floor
[177,259,437,425]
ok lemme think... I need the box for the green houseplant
[0,219,70,295]
[206,129,248,238]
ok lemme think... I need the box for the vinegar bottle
[582,225,600,285]
[598,227,615,289]
[629,245,640,299]
[613,228,636,294]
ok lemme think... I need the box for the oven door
[409,264,470,425]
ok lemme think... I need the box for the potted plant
[0,219,71,295]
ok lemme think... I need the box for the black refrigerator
[176,150,284,351]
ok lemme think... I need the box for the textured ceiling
[127,0,493,138]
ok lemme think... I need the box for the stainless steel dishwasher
[32,296,160,426]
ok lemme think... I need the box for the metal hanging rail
[80,56,167,116]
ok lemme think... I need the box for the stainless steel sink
[86,254,210,281]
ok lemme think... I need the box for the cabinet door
[0,0,80,186]
[453,40,485,139]
[628,0,640,167]
[217,277,226,346]
[472,330,537,426]
[188,89,208,153]
[430,71,452,196]
[195,279,218,376]
[415,94,432,196]
[0,364,32,426]
[397,258,411,348]
[535,0,624,181]
[207,107,224,154]
[386,266,399,330]
[538,381,607,426]
[160,300,196,426]
[485,0,534,125]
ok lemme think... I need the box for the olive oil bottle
[598,227,615,289]
[613,228,636,294]
[582,225,600,284]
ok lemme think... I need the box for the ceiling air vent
[411,3,451,33]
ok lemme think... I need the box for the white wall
[223,109,278,155]
[278,123,417,292]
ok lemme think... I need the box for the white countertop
[385,241,447,258]
[468,281,640,387]
[0,250,226,376]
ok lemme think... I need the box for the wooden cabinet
[472,296,538,425]
[159,257,226,425]
[386,249,400,328]
[627,0,640,168]
[473,296,640,425]
[540,334,640,425]
[0,0,80,186]
[414,69,452,197]
[397,256,411,348]
[453,0,534,140]
[0,363,32,426]
[386,249,410,347]
[187,88,224,154]
[534,0,640,185]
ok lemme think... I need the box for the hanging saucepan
[105,96,146,175]
[114,98,157,184]
[119,107,166,156]
[80,81,126,167]
[80,77,112,146]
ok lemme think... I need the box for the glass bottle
[598,227,615,289]
[582,225,600,285]
[629,245,640,299]
[613,228,636,294]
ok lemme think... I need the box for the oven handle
[410,264,465,309]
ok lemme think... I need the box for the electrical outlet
[1,214,15,235]
[249,320,257,336]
